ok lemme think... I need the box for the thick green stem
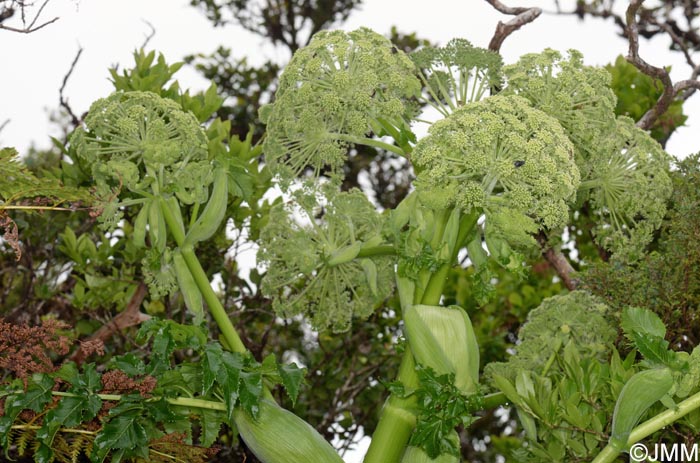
[159,197,246,354]
[365,210,480,462]
[180,244,246,353]
[159,197,186,247]
[363,352,418,463]
[357,245,396,258]
[592,390,700,463]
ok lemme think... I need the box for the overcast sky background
[1,1,699,461]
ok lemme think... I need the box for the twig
[59,46,84,128]
[625,0,676,130]
[485,0,542,52]
[0,118,9,134]
[0,0,58,33]
[141,19,155,49]
[70,282,150,364]
[536,232,578,291]
[0,14,56,32]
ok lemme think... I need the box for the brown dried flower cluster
[0,211,20,260]
[78,339,105,358]
[101,369,157,397]
[0,318,71,382]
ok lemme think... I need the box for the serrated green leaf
[35,442,53,463]
[91,399,154,463]
[200,409,225,447]
[260,353,278,376]
[621,307,666,340]
[631,332,678,367]
[239,370,263,418]
[109,353,147,376]
[37,394,98,450]
[55,362,80,385]
[277,362,305,406]
[677,347,700,398]
[202,343,224,396]
[219,352,243,421]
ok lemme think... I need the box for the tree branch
[485,0,542,52]
[59,46,84,128]
[625,0,679,130]
[140,19,155,49]
[536,232,578,291]
[0,0,58,33]
[70,282,150,365]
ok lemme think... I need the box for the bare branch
[536,232,578,291]
[0,118,9,134]
[59,46,84,128]
[70,282,150,365]
[485,0,542,52]
[625,0,676,130]
[141,19,156,49]
[0,0,58,33]
[485,0,530,15]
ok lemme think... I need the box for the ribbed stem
[180,244,246,353]
[365,209,480,462]
[357,245,397,258]
[159,197,246,354]
[363,352,418,463]
[592,389,700,463]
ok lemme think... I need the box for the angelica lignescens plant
[580,116,672,259]
[502,49,617,167]
[502,49,673,258]
[259,27,421,185]
[411,38,503,118]
[7,25,686,463]
[66,88,346,463]
[258,185,394,332]
[257,30,590,462]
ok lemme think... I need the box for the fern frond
[69,433,92,463]
[0,148,92,207]
[13,424,36,457]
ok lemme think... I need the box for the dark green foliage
[189,0,363,51]
[185,48,279,141]
[583,154,700,350]
[409,367,483,459]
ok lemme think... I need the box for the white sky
[1,2,698,461]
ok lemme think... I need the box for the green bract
[503,49,617,170]
[258,188,394,332]
[411,38,502,118]
[581,116,672,259]
[412,95,580,240]
[260,27,421,185]
[71,91,210,205]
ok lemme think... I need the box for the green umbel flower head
[412,95,580,245]
[581,116,673,259]
[484,290,615,382]
[258,188,394,332]
[71,91,210,205]
[503,49,617,171]
[260,28,421,186]
[411,38,503,118]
